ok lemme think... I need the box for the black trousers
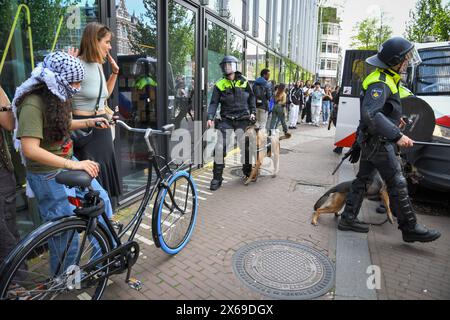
[342,140,417,230]
[301,99,312,123]
[213,118,252,177]
[0,168,20,266]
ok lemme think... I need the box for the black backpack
[253,83,267,108]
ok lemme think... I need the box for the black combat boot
[210,163,224,191]
[393,186,441,243]
[401,224,441,243]
[338,216,370,233]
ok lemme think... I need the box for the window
[247,41,257,81]
[209,0,243,29]
[258,0,267,43]
[416,49,450,94]
[230,32,244,71]
[115,0,159,193]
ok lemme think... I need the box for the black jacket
[208,72,256,120]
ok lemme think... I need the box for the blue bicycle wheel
[152,170,198,254]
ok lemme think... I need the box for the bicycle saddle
[56,170,93,188]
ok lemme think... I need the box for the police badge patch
[371,89,383,99]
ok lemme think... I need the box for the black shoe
[402,224,441,243]
[338,217,370,233]
[210,179,223,191]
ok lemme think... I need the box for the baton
[413,141,450,148]
[332,152,351,175]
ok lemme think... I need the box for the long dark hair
[16,84,72,142]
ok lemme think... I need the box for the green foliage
[350,16,393,50]
[320,7,341,24]
[405,0,450,43]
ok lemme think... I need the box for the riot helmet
[220,55,239,76]
[366,37,422,69]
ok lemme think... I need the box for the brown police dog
[243,126,291,185]
[311,173,394,226]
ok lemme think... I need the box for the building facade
[0,0,320,235]
[316,6,342,87]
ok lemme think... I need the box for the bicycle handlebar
[115,120,175,154]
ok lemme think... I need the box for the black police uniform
[339,67,441,242]
[208,71,256,189]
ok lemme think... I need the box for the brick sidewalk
[101,125,339,300]
[368,210,450,299]
[100,125,450,300]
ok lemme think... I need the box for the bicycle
[0,120,199,300]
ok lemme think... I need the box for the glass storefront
[115,0,158,194]
[0,0,100,235]
[0,0,313,236]
[167,0,196,164]
[246,41,257,81]
[230,32,244,71]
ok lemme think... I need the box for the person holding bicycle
[12,51,114,272]
[207,56,256,191]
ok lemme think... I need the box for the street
[101,125,450,300]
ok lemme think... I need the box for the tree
[350,16,393,50]
[405,0,450,42]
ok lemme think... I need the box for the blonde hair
[79,22,113,64]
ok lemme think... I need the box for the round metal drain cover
[233,240,335,300]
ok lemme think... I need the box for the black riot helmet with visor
[366,37,422,70]
[220,55,239,76]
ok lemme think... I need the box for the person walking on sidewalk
[322,84,333,125]
[337,36,441,243]
[288,80,304,129]
[253,69,273,132]
[207,56,256,191]
[310,82,324,127]
[270,84,289,136]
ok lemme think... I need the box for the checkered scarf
[11,51,85,185]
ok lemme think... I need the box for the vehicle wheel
[0,218,111,300]
[152,171,198,255]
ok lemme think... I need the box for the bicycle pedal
[110,219,124,233]
[127,278,142,291]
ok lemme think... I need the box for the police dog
[243,126,290,185]
[311,172,394,226]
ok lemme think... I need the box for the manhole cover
[232,240,335,300]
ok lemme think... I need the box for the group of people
[0,22,122,269]
[253,73,341,135]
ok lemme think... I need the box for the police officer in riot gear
[338,37,441,243]
[207,56,256,191]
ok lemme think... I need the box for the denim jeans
[322,100,331,122]
[27,164,113,275]
[270,104,288,133]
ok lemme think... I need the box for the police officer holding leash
[337,37,441,243]
[207,56,256,191]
